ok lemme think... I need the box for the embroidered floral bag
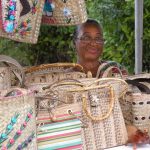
[0,88,36,150]
[42,0,87,26]
[0,0,44,43]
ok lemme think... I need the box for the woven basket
[24,63,87,93]
[0,55,24,90]
[0,88,37,150]
[120,79,150,135]
[42,0,87,26]
[126,73,150,89]
[37,78,128,149]
[0,0,44,43]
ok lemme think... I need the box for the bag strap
[82,85,115,121]
[102,66,123,78]
[0,55,24,86]
[96,61,128,78]
[128,78,150,83]
[25,63,84,73]
[43,78,85,90]
[96,61,109,78]
[125,79,150,94]
[88,78,128,87]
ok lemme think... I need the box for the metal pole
[135,0,143,74]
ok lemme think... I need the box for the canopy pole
[135,0,143,74]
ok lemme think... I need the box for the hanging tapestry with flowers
[0,0,44,43]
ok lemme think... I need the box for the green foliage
[0,0,149,73]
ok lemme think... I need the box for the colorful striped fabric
[37,110,83,150]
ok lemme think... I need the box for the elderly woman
[73,19,127,78]
[73,19,148,144]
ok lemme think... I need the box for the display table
[106,144,150,150]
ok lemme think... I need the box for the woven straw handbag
[24,63,87,94]
[0,55,24,90]
[120,77,150,135]
[37,80,85,150]
[0,0,44,43]
[37,78,128,150]
[126,73,150,89]
[42,0,87,26]
[0,88,37,150]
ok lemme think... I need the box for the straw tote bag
[42,0,87,26]
[0,55,24,90]
[37,80,85,150]
[0,88,37,150]
[24,63,87,94]
[37,78,128,150]
[120,78,150,135]
[0,0,44,43]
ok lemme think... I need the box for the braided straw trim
[25,63,83,73]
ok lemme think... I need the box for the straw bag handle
[96,62,108,78]
[25,63,84,73]
[1,88,27,98]
[0,55,24,86]
[126,79,150,94]
[126,77,150,83]
[96,61,120,78]
[88,78,128,87]
[87,78,128,98]
[102,66,123,78]
[68,84,115,121]
[43,78,85,90]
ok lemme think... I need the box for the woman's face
[75,24,104,62]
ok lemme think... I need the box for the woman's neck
[77,60,100,77]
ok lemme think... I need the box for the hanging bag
[0,0,45,43]
[42,0,87,26]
